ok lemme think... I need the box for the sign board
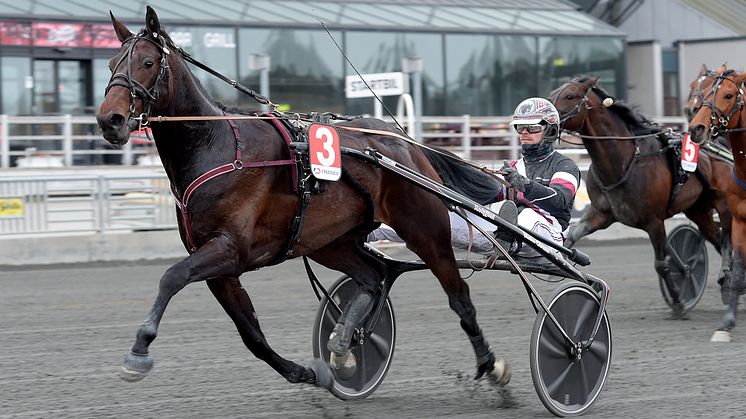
[345,72,407,98]
[309,124,341,181]
[681,133,699,172]
[0,198,24,217]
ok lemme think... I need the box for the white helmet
[510,97,560,143]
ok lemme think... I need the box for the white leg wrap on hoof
[711,330,732,343]
[488,359,511,386]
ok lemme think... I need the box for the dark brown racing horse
[549,75,732,318]
[688,67,746,342]
[96,7,511,390]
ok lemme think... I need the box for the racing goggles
[514,124,544,134]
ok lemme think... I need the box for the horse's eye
[564,94,574,100]
[725,93,734,100]
[144,60,154,69]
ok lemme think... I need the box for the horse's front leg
[120,234,241,382]
[206,277,332,387]
[564,204,613,248]
[712,229,746,343]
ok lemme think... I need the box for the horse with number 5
[549,75,732,318]
[96,6,513,392]
[688,67,746,342]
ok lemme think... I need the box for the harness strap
[171,112,298,252]
[732,168,746,192]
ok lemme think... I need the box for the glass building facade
[0,0,625,118]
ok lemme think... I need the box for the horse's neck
[732,114,746,183]
[150,67,234,195]
[581,112,639,186]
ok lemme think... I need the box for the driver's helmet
[509,97,560,144]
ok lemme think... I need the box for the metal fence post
[462,114,471,161]
[1,114,8,168]
[63,114,73,166]
[97,175,107,233]
[123,141,133,166]
[510,130,519,161]
[61,114,73,166]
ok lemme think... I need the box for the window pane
[345,31,444,116]
[539,36,624,99]
[445,34,537,116]
[3,56,32,115]
[238,28,344,113]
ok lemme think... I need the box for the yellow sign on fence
[0,198,24,217]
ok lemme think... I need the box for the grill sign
[309,124,341,181]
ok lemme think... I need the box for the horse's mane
[577,76,659,137]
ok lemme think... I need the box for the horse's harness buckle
[232,159,244,170]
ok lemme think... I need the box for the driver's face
[517,126,544,145]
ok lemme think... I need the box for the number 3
[314,126,336,167]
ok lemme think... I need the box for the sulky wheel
[658,224,709,312]
[530,282,612,417]
[312,274,396,400]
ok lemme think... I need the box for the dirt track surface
[1,240,745,418]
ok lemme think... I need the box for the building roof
[681,0,746,36]
[0,0,624,36]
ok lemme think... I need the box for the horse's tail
[421,147,503,205]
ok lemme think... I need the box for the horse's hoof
[488,359,511,386]
[711,330,732,343]
[330,350,357,380]
[309,358,334,389]
[120,351,153,382]
[668,303,688,320]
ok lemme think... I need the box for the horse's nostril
[107,114,125,129]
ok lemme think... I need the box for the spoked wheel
[312,274,396,400]
[530,282,612,417]
[658,224,709,311]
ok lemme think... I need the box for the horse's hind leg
[388,202,509,384]
[310,239,389,357]
[206,277,331,387]
[646,221,686,319]
[120,234,241,382]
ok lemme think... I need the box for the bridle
[699,73,745,139]
[549,79,596,125]
[685,70,716,120]
[105,31,171,132]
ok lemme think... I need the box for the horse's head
[547,75,599,132]
[96,6,172,145]
[688,67,746,144]
[684,64,719,121]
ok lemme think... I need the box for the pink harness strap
[171,113,298,252]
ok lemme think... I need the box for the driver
[368,98,580,258]
[497,97,581,257]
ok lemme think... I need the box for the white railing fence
[0,114,689,237]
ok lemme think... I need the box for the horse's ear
[717,63,728,74]
[588,75,599,86]
[110,11,132,42]
[737,71,746,87]
[145,6,161,37]
[700,63,708,74]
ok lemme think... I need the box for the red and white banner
[681,133,699,172]
[309,124,341,181]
